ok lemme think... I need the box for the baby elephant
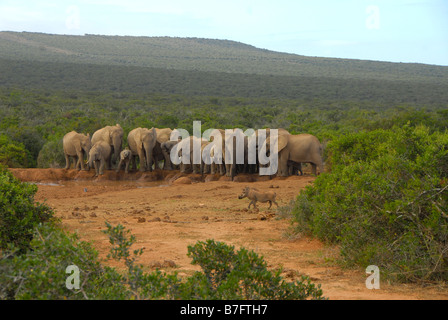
[116,148,132,173]
[238,186,279,209]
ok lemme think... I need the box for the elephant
[224,128,249,179]
[210,144,225,175]
[116,148,132,174]
[160,140,180,170]
[208,129,226,176]
[250,128,289,173]
[200,140,214,174]
[153,128,173,170]
[264,133,323,176]
[127,127,157,172]
[63,131,91,171]
[177,136,209,174]
[91,124,123,168]
[88,141,112,176]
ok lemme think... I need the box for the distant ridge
[1,31,447,81]
[0,31,447,104]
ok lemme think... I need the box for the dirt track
[10,168,448,300]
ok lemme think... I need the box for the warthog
[238,186,278,209]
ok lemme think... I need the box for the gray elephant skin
[177,136,209,174]
[63,131,91,170]
[88,141,112,176]
[91,124,124,167]
[266,133,323,176]
[161,140,180,170]
[127,127,157,172]
[153,128,174,170]
[116,148,132,174]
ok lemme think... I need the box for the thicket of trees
[1,88,447,169]
[291,125,448,282]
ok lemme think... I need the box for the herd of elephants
[62,124,324,179]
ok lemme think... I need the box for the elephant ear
[151,127,157,140]
[150,127,157,148]
[266,134,288,152]
[277,134,288,151]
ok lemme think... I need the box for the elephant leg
[93,161,99,176]
[99,159,105,175]
[278,156,288,177]
[72,156,79,170]
[64,154,70,169]
[297,163,303,176]
[76,151,85,170]
[116,159,123,173]
[108,154,113,170]
[225,164,232,177]
[125,160,130,174]
[75,157,80,170]
[288,164,293,176]
[131,155,137,171]
[311,163,317,176]
[231,164,236,179]
[138,150,146,172]
[193,163,200,174]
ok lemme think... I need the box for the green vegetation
[1,32,447,287]
[1,32,447,104]
[0,166,53,253]
[291,125,448,282]
[0,174,325,299]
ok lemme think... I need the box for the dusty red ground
[10,168,448,300]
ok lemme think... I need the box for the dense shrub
[0,223,126,300]
[1,219,325,300]
[0,165,53,252]
[37,136,65,168]
[184,239,325,300]
[0,134,28,167]
[292,125,448,282]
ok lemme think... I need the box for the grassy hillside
[1,32,448,104]
[1,31,446,81]
[2,58,446,105]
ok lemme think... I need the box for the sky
[0,0,447,66]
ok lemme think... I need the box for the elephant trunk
[112,136,122,165]
[145,144,153,171]
[88,153,95,170]
[83,146,91,170]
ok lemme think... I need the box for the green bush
[292,125,448,282]
[184,239,325,300]
[1,221,326,300]
[0,166,54,252]
[0,134,28,167]
[37,136,65,168]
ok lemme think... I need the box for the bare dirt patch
[10,168,448,300]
